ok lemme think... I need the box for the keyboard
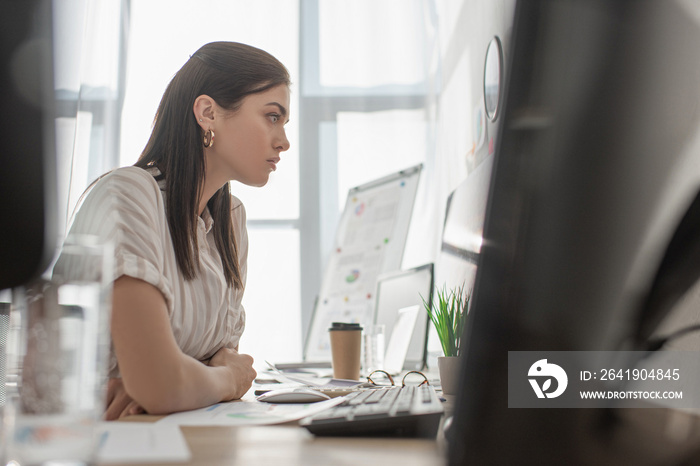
[300,385,444,438]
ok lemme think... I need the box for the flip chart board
[304,164,422,362]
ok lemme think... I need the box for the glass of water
[5,235,112,466]
[362,324,386,376]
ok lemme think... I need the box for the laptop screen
[373,264,434,371]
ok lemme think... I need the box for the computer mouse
[256,387,331,404]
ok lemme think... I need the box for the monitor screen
[0,0,57,290]
[437,155,493,293]
[450,0,700,464]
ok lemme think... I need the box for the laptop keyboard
[300,385,444,438]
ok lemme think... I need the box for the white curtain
[308,0,440,273]
[53,0,128,239]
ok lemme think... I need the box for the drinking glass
[362,324,386,376]
[5,235,112,466]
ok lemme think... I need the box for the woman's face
[206,84,291,187]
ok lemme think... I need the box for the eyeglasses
[366,369,430,387]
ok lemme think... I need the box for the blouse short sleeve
[56,167,250,376]
[57,167,175,309]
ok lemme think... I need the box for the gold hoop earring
[203,129,215,148]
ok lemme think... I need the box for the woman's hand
[104,377,145,420]
[208,347,257,400]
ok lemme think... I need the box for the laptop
[373,263,434,372]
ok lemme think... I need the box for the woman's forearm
[111,276,252,414]
[128,352,227,414]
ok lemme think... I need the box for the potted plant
[422,284,470,395]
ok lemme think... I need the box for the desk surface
[102,422,446,466]
[99,394,455,466]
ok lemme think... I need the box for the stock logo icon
[528,359,568,399]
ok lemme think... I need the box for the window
[53,0,127,236]
[298,0,437,345]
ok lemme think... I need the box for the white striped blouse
[57,166,247,378]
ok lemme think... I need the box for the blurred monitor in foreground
[451,1,700,464]
[0,0,57,291]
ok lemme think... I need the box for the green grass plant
[422,284,470,357]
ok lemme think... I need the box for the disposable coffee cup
[328,322,363,380]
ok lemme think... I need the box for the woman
[56,42,291,419]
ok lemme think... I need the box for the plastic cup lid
[328,322,363,331]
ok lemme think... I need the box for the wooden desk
[100,394,454,466]
[103,423,446,466]
[101,420,447,466]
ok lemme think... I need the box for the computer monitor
[450,1,700,464]
[0,0,57,291]
[436,154,493,292]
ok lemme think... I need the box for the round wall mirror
[483,37,503,121]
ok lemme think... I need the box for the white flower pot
[438,356,461,395]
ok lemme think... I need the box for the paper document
[264,361,373,390]
[97,422,191,463]
[156,398,345,427]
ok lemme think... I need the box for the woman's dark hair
[135,41,290,289]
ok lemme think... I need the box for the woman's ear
[193,95,216,129]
